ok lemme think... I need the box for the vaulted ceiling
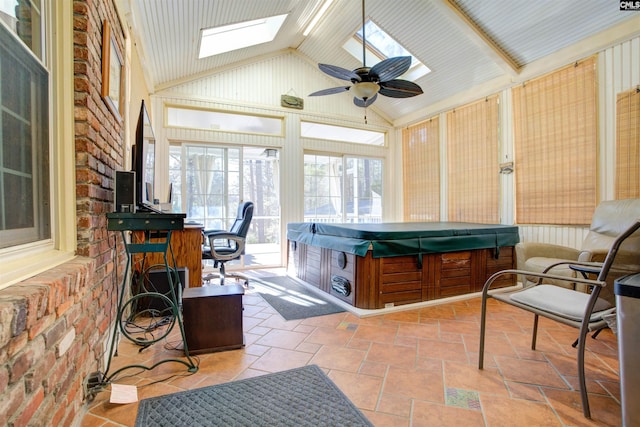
[121,0,640,122]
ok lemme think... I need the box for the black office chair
[202,201,253,286]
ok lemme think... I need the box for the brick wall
[0,1,126,425]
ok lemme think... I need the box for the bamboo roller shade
[513,56,597,225]
[616,88,640,199]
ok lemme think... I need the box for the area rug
[135,364,372,427]
[255,275,345,320]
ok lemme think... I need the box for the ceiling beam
[435,0,520,77]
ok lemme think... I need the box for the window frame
[303,152,384,224]
[0,2,76,289]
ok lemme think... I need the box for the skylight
[343,20,430,80]
[198,14,287,59]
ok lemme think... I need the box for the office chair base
[202,271,250,288]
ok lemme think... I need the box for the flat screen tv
[132,100,158,212]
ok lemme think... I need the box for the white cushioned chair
[516,198,640,290]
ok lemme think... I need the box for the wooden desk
[133,224,203,288]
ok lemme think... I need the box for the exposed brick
[0,365,8,392]
[13,386,45,427]
[25,350,55,394]
[0,381,26,426]
[6,331,28,360]
[0,300,16,348]
[43,318,67,349]
[28,313,55,341]
[1,1,126,425]
[9,336,45,385]
[57,329,76,357]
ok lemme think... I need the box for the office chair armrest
[206,230,238,248]
[208,234,245,261]
[203,229,224,236]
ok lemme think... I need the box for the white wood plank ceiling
[122,0,640,121]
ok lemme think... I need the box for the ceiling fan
[308,0,423,108]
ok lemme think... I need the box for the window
[344,19,430,81]
[304,153,382,223]
[447,96,500,224]
[513,57,597,225]
[199,14,287,59]
[169,144,281,268]
[301,121,385,146]
[402,117,440,221]
[615,88,640,199]
[167,106,283,136]
[0,4,50,249]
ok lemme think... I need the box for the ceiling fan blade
[309,86,351,96]
[318,63,361,81]
[353,93,377,108]
[378,79,423,98]
[369,56,412,82]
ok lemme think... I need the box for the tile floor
[81,272,622,427]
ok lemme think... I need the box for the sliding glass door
[169,144,280,269]
[303,153,383,224]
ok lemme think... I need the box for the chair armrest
[203,228,224,235]
[208,234,245,261]
[206,230,237,248]
[516,242,582,261]
[482,268,606,296]
[541,260,603,275]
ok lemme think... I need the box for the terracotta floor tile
[248,325,271,336]
[305,325,354,346]
[327,370,384,411]
[361,410,410,427]
[542,387,622,427]
[397,321,440,340]
[494,355,569,389]
[257,315,301,331]
[249,347,312,372]
[366,342,418,368]
[443,361,510,396]
[300,311,347,328]
[309,345,366,372]
[295,341,322,353]
[254,328,308,349]
[438,319,479,335]
[418,339,469,362]
[352,324,399,344]
[505,381,546,402]
[481,393,563,426]
[383,366,444,403]
[411,400,485,427]
[419,305,457,320]
[83,276,624,427]
[377,393,413,417]
[382,310,421,323]
[359,360,388,377]
[394,335,418,348]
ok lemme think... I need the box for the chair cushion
[523,257,577,289]
[509,285,613,321]
[524,257,575,276]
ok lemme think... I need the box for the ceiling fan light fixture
[351,82,380,100]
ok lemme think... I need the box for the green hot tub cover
[287,222,520,258]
